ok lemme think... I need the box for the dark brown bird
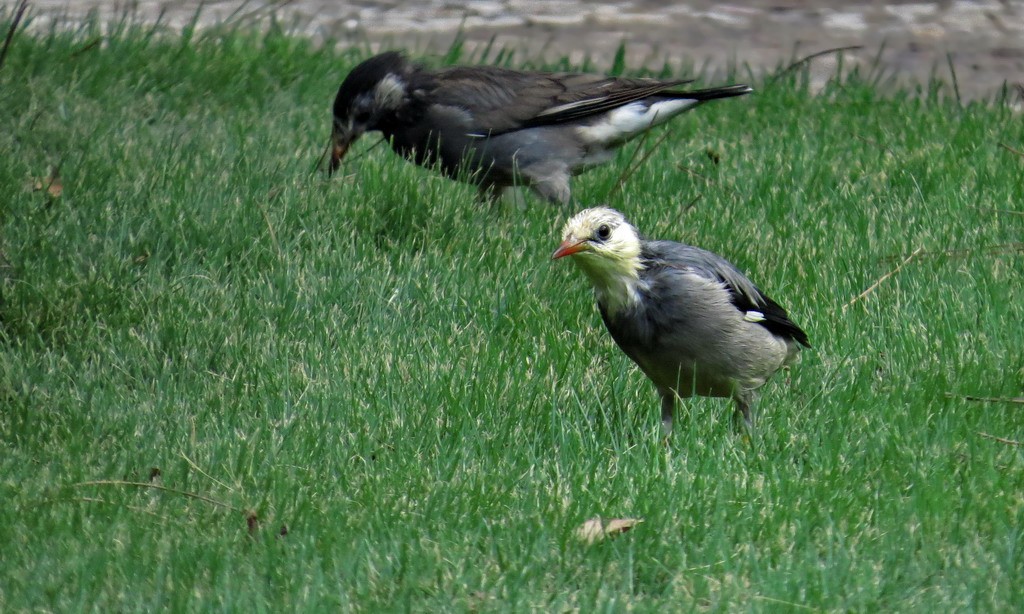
[329,52,751,204]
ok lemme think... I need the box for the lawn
[1,8,1023,612]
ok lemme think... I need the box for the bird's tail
[669,84,753,101]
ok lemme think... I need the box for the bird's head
[552,207,645,314]
[329,51,413,175]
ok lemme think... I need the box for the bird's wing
[644,241,810,347]
[522,77,695,127]
[417,66,693,134]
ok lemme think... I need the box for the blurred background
[25,0,1024,100]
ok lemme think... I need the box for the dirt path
[20,1,1024,100]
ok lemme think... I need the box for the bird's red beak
[328,137,349,176]
[552,239,588,260]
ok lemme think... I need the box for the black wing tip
[790,326,811,349]
[751,293,810,348]
[670,84,753,101]
[758,315,810,349]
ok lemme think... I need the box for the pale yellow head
[552,207,645,315]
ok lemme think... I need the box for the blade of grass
[843,246,923,312]
[947,52,962,107]
[72,480,243,512]
[768,45,864,87]
[180,451,237,492]
[998,142,1024,160]
[68,497,173,520]
[948,393,1024,405]
[878,242,1024,264]
[607,129,672,199]
[0,0,29,72]
[978,432,1022,446]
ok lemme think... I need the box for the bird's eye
[595,224,611,241]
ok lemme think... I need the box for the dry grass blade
[607,128,672,199]
[998,142,1024,160]
[224,0,294,28]
[683,193,702,213]
[769,45,864,85]
[70,497,171,520]
[69,37,103,58]
[319,136,387,176]
[352,136,388,160]
[194,0,296,43]
[843,246,923,312]
[854,134,897,158]
[969,205,1024,217]
[72,480,242,512]
[179,451,236,492]
[947,392,1024,405]
[752,595,823,612]
[259,201,284,261]
[946,52,962,107]
[978,432,1022,446]
[675,163,740,198]
[877,242,1024,264]
[0,0,29,72]
[313,138,331,176]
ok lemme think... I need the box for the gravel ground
[15,1,1024,99]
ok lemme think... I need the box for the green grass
[2,11,1024,612]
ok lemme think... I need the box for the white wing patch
[743,310,766,323]
[537,96,610,117]
[575,99,699,145]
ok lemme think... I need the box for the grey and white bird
[329,52,751,204]
[552,207,810,433]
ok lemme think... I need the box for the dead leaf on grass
[30,166,63,198]
[576,517,643,544]
[246,510,259,536]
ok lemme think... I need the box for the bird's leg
[526,167,572,205]
[661,393,676,436]
[533,183,571,205]
[476,183,503,207]
[732,391,755,432]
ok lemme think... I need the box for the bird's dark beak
[552,239,588,260]
[328,127,352,176]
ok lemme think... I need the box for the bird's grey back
[417,66,692,134]
[644,241,763,305]
[641,240,810,348]
[596,240,804,397]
